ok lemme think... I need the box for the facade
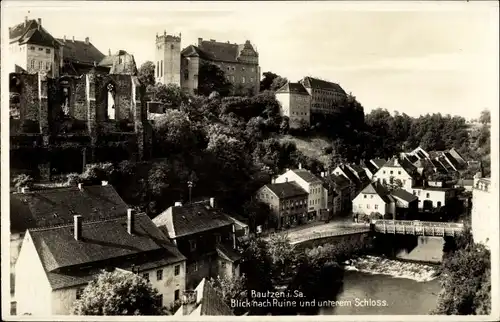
[391,188,419,219]
[332,165,365,198]
[274,166,325,220]
[410,185,456,210]
[8,17,62,77]
[256,182,309,229]
[155,33,260,95]
[9,58,152,179]
[298,76,347,116]
[471,177,492,247]
[275,82,311,129]
[321,173,354,214]
[372,157,418,191]
[352,183,395,218]
[15,213,186,315]
[153,199,241,290]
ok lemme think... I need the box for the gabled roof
[300,76,347,95]
[291,169,322,184]
[448,148,466,165]
[370,158,387,169]
[181,45,213,60]
[264,182,308,199]
[276,82,310,95]
[153,202,234,239]
[9,19,60,48]
[28,213,185,289]
[403,154,419,164]
[443,152,463,171]
[191,39,258,64]
[361,160,377,174]
[358,182,393,204]
[56,38,106,65]
[391,188,418,203]
[10,185,129,233]
[321,174,351,191]
[335,165,361,186]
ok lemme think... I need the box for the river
[320,256,442,315]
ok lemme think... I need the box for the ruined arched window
[107,83,116,120]
[171,44,174,50]
[10,76,22,119]
[62,87,70,116]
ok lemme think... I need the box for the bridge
[373,219,464,237]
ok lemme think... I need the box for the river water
[320,256,442,315]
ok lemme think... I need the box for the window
[413,190,416,195]
[242,76,246,83]
[370,195,373,199]
[30,60,35,69]
[383,171,386,174]
[38,61,43,70]
[184,70,189,80]
[156,269,163,281]
[76,288,84,300]
[174,265,180,276]
[189,240,196,251]
[367,204,371,209]
[364,195,367,199]
[426,193,430,198]
[390,171,393,175]
[221,261,227,269]
[171,44,174,50]
[142,273,150,281]
[174,290,180,301]
[46,62,51,70]
[45,48,51,54]
[250,77,254,83]
[374,204,378,210]
[398,171,401,175]
[160,60,163,76]
[38,47,43,51]
[156,61,159,77]
[193,261,198,272]
[30,46,35,50]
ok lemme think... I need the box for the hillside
[277,134,331,166]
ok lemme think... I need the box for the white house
[471,177,492,247]
[372,157,418,191]
[15,213,186,316]
[275,165,326,219]
[410,184,456,210]
[352,183,395,219]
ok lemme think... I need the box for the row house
[320,172,354,215]
[410,183,457,211]
[256,182,309,230]
[15,212,186,315]
[9,182,128,301]
[275,165,325,220]
[352,183,418,220]
[372,156,419,191]
[471,176,492,248]
[332,164,369,198]
[153,198,241,290]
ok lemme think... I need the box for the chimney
[108,48,111,56]
[74,215,82,241]
[85,37,89,45]
[285,178,288,182]
[164,30,166,36]
[127,209,134,235]
[63,35,66,42]
[298,163,302,169]
[24,16,28,27]
[209,197,215,208]
[78,183,83,190]
[72,36,75,42]
[101,180,108,186]
[232,223,236,249]
[38,18,42,26]
[174,201,183,207]
[198,38,203,46]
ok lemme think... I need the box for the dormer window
[189,240,197,251]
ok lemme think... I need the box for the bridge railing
[290,227,371,244]
[373,219,464,229]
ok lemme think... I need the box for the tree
[72,270,166,315]
[260,71,279,92]
[150,83,188,108]
[137,61,156,88]
[207,275,247,315]
[270,76,288,91]
[479,109,490,124]
[266,233,297,283]
[13,174,34,191]
[198,61,232,97]
[152,109,198,155]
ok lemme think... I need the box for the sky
[2,1,499,119]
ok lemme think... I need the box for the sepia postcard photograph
[1,1,499,321]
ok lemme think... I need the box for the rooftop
[300,76,347,95]
[153,201,234,239]
[10,184,129,233]
[264,182,308,199]
[9,18,60,48]
[291,169,322,184]
[391,188,418,203]
[276,82,310,95]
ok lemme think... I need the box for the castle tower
[155,31,181,86]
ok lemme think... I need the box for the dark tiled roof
[56,38,106,65]
[10,185,129,233]
[444,152,463,170]
[199,41,240,63]
[391,188,418,203]
[181,45,212,60]
[29,213,176,272]
[382,157,417,175]
[449,148,466,165]
[371,159,387,169]
[199,278,234,315]
[216,244,241,262]
[153,203,234,239]
[276,82,310,95]
[292,169,322,183]
[9,20,60,48]
[265,182,308,199]
[300,76,347,95]
[359,183,393,204]
[348,164,366,175]
[337,166,361,186]
[321,174,351,191]
[404,154,419,164]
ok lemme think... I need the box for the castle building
[155,32,260,96]
[299,76,347,116]
[8,17,108,77]
[275,82,311,129]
